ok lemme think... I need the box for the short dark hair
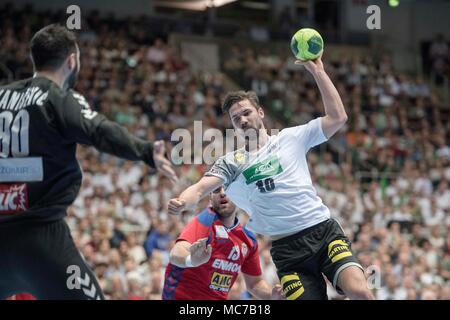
[30,24,77,71]
[221,90,261,114]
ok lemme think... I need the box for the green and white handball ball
[290,28,324,61]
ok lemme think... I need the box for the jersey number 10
[255,178,275,193]
[0,110,29,157]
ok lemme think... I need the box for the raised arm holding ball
[169,28,374,300]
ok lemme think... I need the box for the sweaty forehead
[229,100,255,116]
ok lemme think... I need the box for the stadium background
[0,0,449,300]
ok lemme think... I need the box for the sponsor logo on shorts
[280,273,304,300]
[0,183,28,214]
[328,239,353,263]
[209,272,233,292]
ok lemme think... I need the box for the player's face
[229,99,265,139]
[210,186,236,218]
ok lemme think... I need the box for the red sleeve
[241,245,262,276]
[177,217,210,244]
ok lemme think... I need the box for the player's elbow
[246,287,258,299]
[332,113,348,130]
[169,251,185,268]
[245,283,258,298]
[169,241,191,267]
[244,276,262,296]
[335,111,348,124]
[169,245,184,267]
[326,111,347,125]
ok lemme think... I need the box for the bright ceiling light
[154,0,238,11]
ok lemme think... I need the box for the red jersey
[162,207,261,300]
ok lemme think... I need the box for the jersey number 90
[0,110,29,157]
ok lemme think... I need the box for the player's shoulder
[0,77,32,91]
[67,90,93,111]
[50,88,96,117]
[40,81,73,106]
[216,148,248,169]
[0,77,57,109]
[279,117,321,138]
[58,89,88,104]
[196,207,219,227]
[0,77,50,97]
[279,121,308,135]
[241,225,258,248]
[41,82,85,103]
[206,148,248,184]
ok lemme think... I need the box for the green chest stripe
[242,155,283,185]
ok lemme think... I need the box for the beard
[212,202,236,218]
[237,119,264,140]
[64,62,79,90]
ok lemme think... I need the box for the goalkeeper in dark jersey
[0,24,177,300]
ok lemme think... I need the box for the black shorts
[270,219,363,300]
[0,219,104,300]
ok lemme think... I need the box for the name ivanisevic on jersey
[0,87,49,111]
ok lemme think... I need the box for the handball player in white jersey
[169,56,374,300]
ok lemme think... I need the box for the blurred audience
[1,4,449,300]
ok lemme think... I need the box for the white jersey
[205,117,331,236]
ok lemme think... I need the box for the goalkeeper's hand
[153,140,178,184]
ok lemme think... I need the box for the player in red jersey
[162,186,282,300]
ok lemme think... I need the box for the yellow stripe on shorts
[287,286,305,300]
[328,239,348,256]
[331,251,352,263]
[280,274,300,287]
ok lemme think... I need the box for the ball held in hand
[290,28,324,61]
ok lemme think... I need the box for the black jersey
[0,76,155,225]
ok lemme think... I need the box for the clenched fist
[168,198,186,215]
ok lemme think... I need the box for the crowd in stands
[428,34,450,87]
[1,4,449,300]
